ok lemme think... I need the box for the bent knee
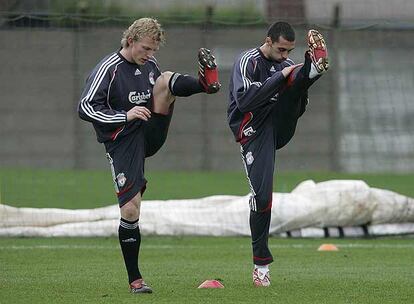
[153,71,175,112]
[155,71,174,88]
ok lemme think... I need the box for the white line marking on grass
[0,244,189,250]
[268,243,414,249]
[0,245,119,250]
[334,243,414,249]
[1,243,414,250]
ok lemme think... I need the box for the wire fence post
[72,23,81,169]
[328,4,341,171]
[200,5,214,171]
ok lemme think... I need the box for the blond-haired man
[78,18,220,294]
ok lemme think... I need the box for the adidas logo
[270,66,276,72]
[134,68,141,76]
[122,238,137,243]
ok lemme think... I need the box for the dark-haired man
[227,21,328,286]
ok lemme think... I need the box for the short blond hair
[121,18,166,47]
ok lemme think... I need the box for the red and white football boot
[307,29,329,77]
[198,48,221,94]
[253,267,271,287]
[129,278,153,294]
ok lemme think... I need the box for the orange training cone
[198,280,224,289]
[318,244,339,251]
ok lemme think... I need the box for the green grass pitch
[1,169,414,303]
[1,237,413,303]
[1,169,414,208]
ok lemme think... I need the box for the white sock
[255,264,269,279]
[309,63,319,79]
[255,264,269,272]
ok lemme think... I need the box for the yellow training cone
[318,244,339,251]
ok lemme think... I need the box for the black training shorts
[104,110,173,206]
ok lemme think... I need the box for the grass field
[1,237,414,304]
[1,169,414,208]
[1,169,414,303]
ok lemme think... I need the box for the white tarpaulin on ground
[1,180,414,237]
